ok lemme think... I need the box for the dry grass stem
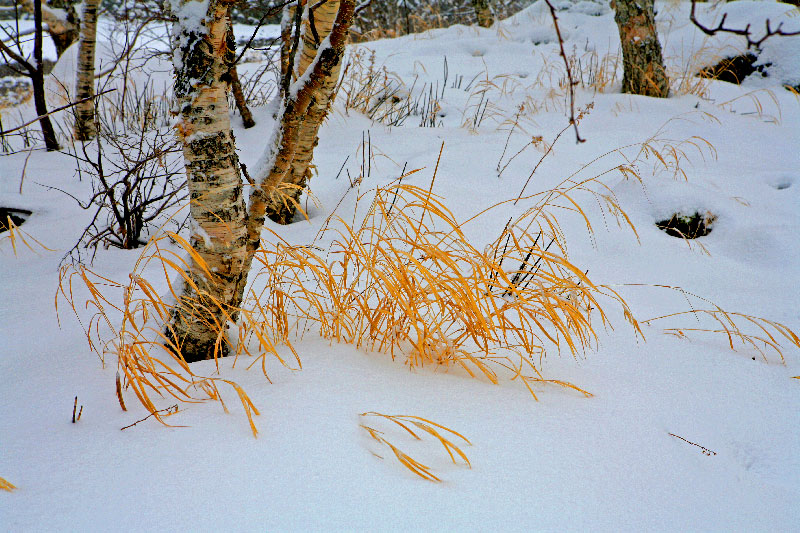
[360,412,471,482]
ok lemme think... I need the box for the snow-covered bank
[1,1,799,530]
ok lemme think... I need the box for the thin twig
[513,123,570,205]
[544,0,585,143]
[0,88,117,136]
[668,432,717,456]
[121,404,178,431]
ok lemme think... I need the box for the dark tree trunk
[33,0,60,151]
[612,0,669,98]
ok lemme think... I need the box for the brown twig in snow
[71,396,83,423]
[120,405,178,431]
[543,0,585,143]
[668,432,717,456]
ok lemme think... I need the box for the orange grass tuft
[244,179,625,398]
[0,477,16,492]
[1,215,53,256]
[360,412,471,482]
[57,132,799,437]
[56,231,294,437]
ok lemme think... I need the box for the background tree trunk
[169,0,249,362]
[612,0,669,98]
[73,0,100,140]
[18,0,80,57]
[279,3,295,98]
[226,23,255,128]
[471,0,493,28]
[266,0,342,224]
[32,0,59,150]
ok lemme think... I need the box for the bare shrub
[60,120,185,262]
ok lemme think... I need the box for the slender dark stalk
[544,0,584,144]
[32,0,59,151]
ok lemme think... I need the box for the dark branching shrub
[62,121,185,262]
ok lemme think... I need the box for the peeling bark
[169,0,355,361]
[279,3,295,95]
[267,0,342,224]
[233,0,355,305]
[73,0,100,140]
[471,0,493,28]
[170,0,249,362]
[612,0,669,98]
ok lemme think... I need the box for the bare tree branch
[690,0,800,50]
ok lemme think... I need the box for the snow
[2,1,799,530]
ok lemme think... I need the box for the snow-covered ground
[1,1,799,530]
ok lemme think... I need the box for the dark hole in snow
[0,207,32,233]
[656,211,716,239]
[697,53,770,84]
[773,182,792,190]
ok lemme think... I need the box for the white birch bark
[169,0,249,362]
[73,0,100,140]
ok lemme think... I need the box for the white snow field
[1,1,799,530]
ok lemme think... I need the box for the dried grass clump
[57,132,800,438]
[360,412,471,482]
[245,172,636,398]
[338,48,448,128]
[59,147,636,436]
[56,232,291,436]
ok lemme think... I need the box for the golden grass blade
[1,215,55,256]
[643,308,800,362]
[0,477,16,492]
[360,412,470,482]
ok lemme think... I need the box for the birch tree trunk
[168,0,355,361]
[471,0,493,28]
[18,0,80,57]
[73,0,100,140]
[612,0,669,98]
[233,0,355,303]
[267,0,342,224]
[169,0,249,362]
[280,3,300,99]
